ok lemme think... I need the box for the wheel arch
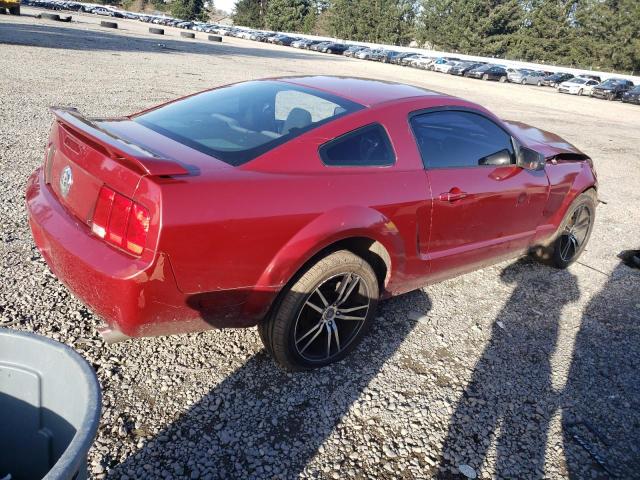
[256,235,394,332]
[254,206,404,301]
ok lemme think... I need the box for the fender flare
[255,206,406,291]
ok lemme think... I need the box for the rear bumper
[26,168,267,338]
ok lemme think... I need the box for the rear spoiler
[50,107,190,176]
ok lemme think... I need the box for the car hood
[504,120,586,159]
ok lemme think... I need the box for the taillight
[91,186,150,256]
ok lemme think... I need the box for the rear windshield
[134,81,363,166]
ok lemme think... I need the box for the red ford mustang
[27,76,597,370]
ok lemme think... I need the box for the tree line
[231,0,640,74]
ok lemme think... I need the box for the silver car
[507,69,532,83]
[519,71,547,86]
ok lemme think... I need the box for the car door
[410,109,549,281]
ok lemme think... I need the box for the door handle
[439,190,468,202]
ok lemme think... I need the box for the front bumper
[26,168,242,339]
[591,90,614,99]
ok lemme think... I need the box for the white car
[434,61,459,74]
[411,56,433,69]
[557,77,600,96]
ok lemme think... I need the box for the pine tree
[416,0,523,56]
[572,0,640,72]
[233,0,266,28]
[264,0,311,32]
[328,0,416,46]
[171,0,209,21]
[508,0,574,64]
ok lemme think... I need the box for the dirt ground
[1,9,639,479]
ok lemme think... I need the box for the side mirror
[479,149,513,166]
[516,146,546,170]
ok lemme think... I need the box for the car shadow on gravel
[561,260,640,478]
[108,290,432,479]
[437,258,580,479]
[0,22,335,62]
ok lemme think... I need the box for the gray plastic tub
[0,329,101,480]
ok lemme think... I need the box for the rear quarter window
[319,124,395,167]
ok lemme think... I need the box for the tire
[483,73,489,81]
[180,31,195,38]
[40,12,60,20]
[537,81,542,86]
[531,190,597,269]
[577,89,583,96]
[499,76,506,83]
[326,49,332,54]
[608,92,616,101]
[149,27,164,35]
[100,20,117,28]
[8,5,19,14]
[521,79,527,85]
[208,35,222,42]
[259,250,380,371]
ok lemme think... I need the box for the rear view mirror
[479,149,513,166]
[516,146,546,170]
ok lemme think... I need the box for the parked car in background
[410,56,433,69]
[28,77,598,370]
[355,48,378,60]
[433,60,459,74]
[368,50,399,62]
[92,7,114,16]
[557,77,600,96]
[449,62,484,76]
[276,36,298,47]
[321,43,349,54]
[519,71,547,86]
[466,65,508,82]
[310,41,332,52]
[378,50,401,63]
[427,57,459,71]
[391,52,419,65]
[622,85,640,105]
[507,69,531,83]
[343,45,367,57]
[542,72,574,87]
[580,74,602,83]
[591,78,635,100]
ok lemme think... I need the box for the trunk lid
[47,108,192,225]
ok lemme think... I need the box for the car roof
[274,76,439,107]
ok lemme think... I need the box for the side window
[410,110,514,169]
[320,124,395,167]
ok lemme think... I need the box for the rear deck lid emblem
[60,165,73,197]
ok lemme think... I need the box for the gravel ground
[1,10,639,480]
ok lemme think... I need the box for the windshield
[135,81,363,166]
[600,79,621,87]
[572,78,587,84]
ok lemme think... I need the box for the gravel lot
[1,10,639,479]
